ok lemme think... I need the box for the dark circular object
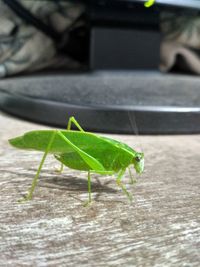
[0,71,200,134]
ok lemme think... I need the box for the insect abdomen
[55,153,90,171]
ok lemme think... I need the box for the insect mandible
[9,116,144,205]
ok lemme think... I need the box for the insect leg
[84,171,92,207]
[55,163,64,174]
[67,116,85,132]
[56,130,105,172]
[56,131,107,205]
[88,171,92,202]
[19,131,57,202]
[128,167,137,185]
[116,169,132,201]
[59,117,84,172]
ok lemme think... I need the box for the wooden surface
[0,112,199,267]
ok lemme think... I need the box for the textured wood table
[0,112,199,267]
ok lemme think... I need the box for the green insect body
[9,117,144,205]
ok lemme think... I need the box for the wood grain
[0,112,199,267]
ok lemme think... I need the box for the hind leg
[83,171,92,207]
[19,131,57,202]
[55,116,85,173]
[67,116,84,132]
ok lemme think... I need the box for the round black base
[0,71,200,134]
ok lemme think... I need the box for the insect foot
[54,163,64,174]
[83,201,92,207]
[130,177,137,185]
[17,194,32,204]
[116,181,133,202]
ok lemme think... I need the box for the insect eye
[135,156,141,162]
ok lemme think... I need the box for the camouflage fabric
[0,0,85,78]
[1,1,200,77]
[160,11,200,74]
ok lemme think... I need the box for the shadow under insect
[41,174,117,194]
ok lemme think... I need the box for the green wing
[56,131,105,172]
[9,130,106,172]
[9,130,75,153]
[9,130,134,171]
[9,130,133,154]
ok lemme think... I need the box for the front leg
[116,169,132,201]
[128,167,137,185]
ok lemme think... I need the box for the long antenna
[127,111,144,153]
[127,111,139,136]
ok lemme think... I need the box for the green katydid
[9,117,144,205]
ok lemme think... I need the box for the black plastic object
[0,71,200,134]
[89,0,200,29]
[89,0,199,70]
[91,0,200,15]
[90,27,160,69]
[89,0,160,70]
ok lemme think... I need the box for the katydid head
[133,152,144,174]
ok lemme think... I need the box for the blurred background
[0,0,200,134]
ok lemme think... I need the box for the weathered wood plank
[0,112,199,266]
